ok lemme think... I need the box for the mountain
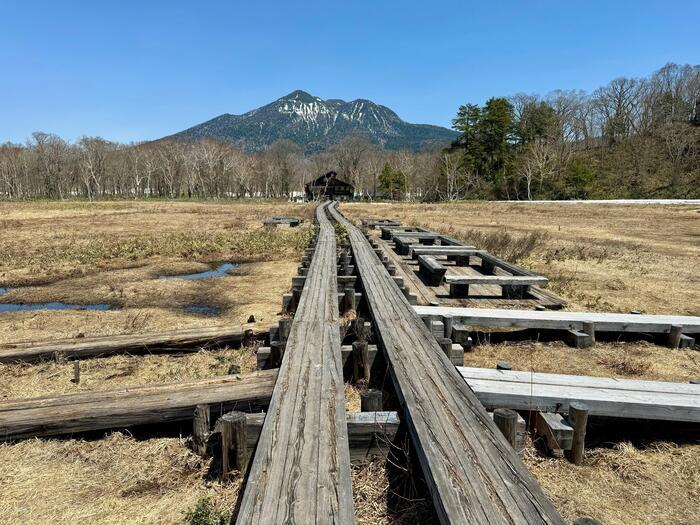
[168,90,459,153]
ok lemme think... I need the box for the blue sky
[1,1,698,143]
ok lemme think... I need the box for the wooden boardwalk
[328,203,563,524]
[374,235,564,308]
[415,306,700,333]
[460,367,700,423]
[236,202,354,524]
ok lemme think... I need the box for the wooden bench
[417,255,447,285]
[445,275,549,298]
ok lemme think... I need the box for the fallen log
[0,369,277,441]
[0,323,272,363]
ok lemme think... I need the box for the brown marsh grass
[0,201,314,344]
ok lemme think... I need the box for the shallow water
[0,288,12,296]
[159,263,237,281]
[0,302,111,313]
[184,305,221,316]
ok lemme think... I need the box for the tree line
[1,62,698,201]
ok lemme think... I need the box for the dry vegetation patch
[464,340,700,382]
[0,344,259,401]
[0,433,240,525]
[0,201,314,344]
[525,442,700,525]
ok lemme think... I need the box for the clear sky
[1,1,698,144]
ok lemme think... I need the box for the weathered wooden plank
[460,367,700,395]
[329,203,563,525]
[416,306,700,334]
[0,323,271,363]
[459,367,700,422]
[417,255,447,286]
[237,202,354,524]
[444,275,549,286]
[244,411,400,463]
[409,246,482,259]
[535,412,573,453]
[0,370,278,441]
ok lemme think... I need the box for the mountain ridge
[167,90,458,153]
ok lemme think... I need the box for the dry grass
[0,201,314,344]
[342,202,700,315]
[524,442,700,525]
[0,344,259,402]
[0,432,240,525]
[352,459,434,525]
[464,340,700,382]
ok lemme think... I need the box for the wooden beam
[416,306,700,334]
[0,323,271,364]
[459,367,700,423]
[0,370,278,441]
[236,202,354,524]
[329,203,563,525]
[409,246,483,259]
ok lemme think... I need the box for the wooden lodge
[304,171,354,201]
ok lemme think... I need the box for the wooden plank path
[236,202,354,524]
[328,203,563,524]
[0,370,278,441]
[460,367,700,423]
[415,306,700,333]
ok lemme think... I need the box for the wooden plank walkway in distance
[416,306,700,333]
[460,367,700,423]
[329,203,563,525]
[236,202,354,524]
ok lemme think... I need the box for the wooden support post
[344,287,356,312]
[443,314,454,339]
[449,282,470,298]
[218,411,249,478]
[256,347,271,370]
[193,404,210,456]
[566,329,593,348]
[493,408,518,448]
[430,320,445,340]
[282,293,293,313]
[278,318,292,342]
[565,402,589,465]
[360,389,383,412]
[71,361,80,384]
[352,341,368,382]
[392,276,404,288]
[536,412,573,456]
[454,255,470,266]
[582,321,596,344]
[270,340,286,367]
[668,325,683,349]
